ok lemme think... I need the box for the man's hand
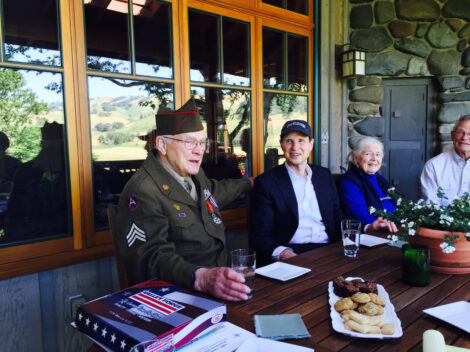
[279,248,297,260]
[248,176,255,188]
[193,267,251,301]
[369,217,398,233]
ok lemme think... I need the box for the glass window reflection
[134,1,172,78]
[0,68,70,246]
[263,0,308,15]
[263,93,308,171]
[288,34,307,92]
[88,76,173,230]
[263,28,284,90]
[189,10,219,83]
[2,0,61,66]
[190,86,251,185]
[223,18,250,86]
[84,0,131,73]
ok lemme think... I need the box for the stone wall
[346,0,470,150]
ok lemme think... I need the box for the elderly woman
[339,137,396,225]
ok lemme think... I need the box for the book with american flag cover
[74,279,226,352]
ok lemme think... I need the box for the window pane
[263,28,284,90]
[287,0,308,15]
[2,0,61,66]
[263,0,308,15]
[134,1,172,78]
[263,93,308,171]
[190,86,251,182]
[88,76,173,231]
[222,18,250,86]
[188,10,219,83]
[288,34,307,92]
[263,0,282,7]
[84,0,131,73]
[0,68,70,246]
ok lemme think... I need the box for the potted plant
[370,188,470,274]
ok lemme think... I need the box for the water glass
[341,219,361,258]
[231,249,256,299]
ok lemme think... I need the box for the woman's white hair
[348,136,384,165]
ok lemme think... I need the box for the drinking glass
[402,244,430,286]
[341,219,361,258]
[231,249,256,299]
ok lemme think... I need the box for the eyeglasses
[164,136,210,150]
[362,152,383,158]
[453,130,470,138]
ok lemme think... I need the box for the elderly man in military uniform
[116,98,253,301]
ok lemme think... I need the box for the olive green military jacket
[115,150,251,288]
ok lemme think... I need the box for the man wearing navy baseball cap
[250,119,397,265]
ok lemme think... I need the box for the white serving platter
[328,277,403,339]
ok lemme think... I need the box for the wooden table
[226,241,470,352]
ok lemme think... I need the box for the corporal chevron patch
[126,223,146,247]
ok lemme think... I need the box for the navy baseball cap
[280,120,312,139]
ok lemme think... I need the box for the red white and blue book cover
[74,279,226,352]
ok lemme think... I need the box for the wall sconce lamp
[341,45,366,78]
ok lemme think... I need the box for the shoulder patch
[126,223,146,247]
[126,195,138,210]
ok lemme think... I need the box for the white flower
[408,229,416,236]
[390,235,398,242]
[388,187,395,192]
[440,242,456,254]
[429,212,434,216]
[408,221,414,227]
[400,219,406,224]
[466,233,470,239]
[369,206,376,215]
[397,198,402,206]
[439,220,444,224]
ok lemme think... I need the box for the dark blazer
[250,164,343,265]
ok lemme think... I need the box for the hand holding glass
[341,220,361,258]
[231,249,256,299]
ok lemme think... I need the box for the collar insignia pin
[162,184,169,190]
[173,204,180,210]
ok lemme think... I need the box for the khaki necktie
[183,176,197,200]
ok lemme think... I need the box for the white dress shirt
[421,149,470,206]
[272,163,329,260]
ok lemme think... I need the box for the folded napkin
[423,330,470,352]
[254,314,311,341]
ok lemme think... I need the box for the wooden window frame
[0,0,314,281]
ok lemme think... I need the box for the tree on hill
[0,69,50,161]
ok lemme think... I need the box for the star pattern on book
[85,318,90,326]
[78,313,83,321]
[93,322,98,332]
[160,288,170,293]
[101,327,107,337]
[120,340,127,350]
[111,333,116,343]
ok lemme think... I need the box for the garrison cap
[155,98,204,136]
[280,119,312,139]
